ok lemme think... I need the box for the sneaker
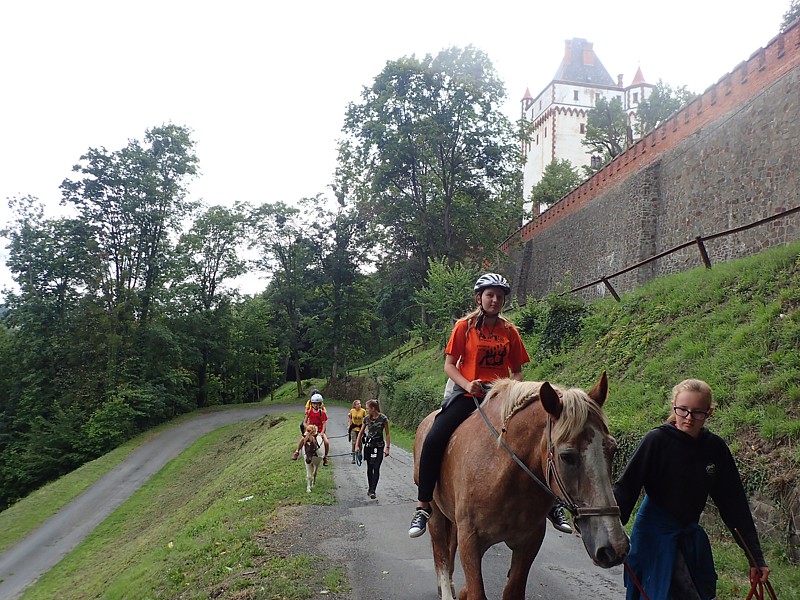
[547,505,573,534]
[351,458,356,464]
[408,507,431,538]
[323,457,329,466]
[369,492,376,499]
[292,450,299,461]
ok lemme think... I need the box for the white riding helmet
[474,273,511,295]
[310,393,323,404]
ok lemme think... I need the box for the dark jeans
[417,394,477,503]
[365,445,384,493]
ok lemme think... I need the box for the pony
[301,424,323,493]
[413,373,629,600]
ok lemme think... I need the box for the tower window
[580,123,586,134]
[633,92,639,104]
[573,90,579,101]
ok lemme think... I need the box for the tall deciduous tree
[302,195,376,381]
[635,80,695,136]
[529,159,582,214]
[174,203,250,406]
[252,202,315,397]
[338,45,522,288]
[581,97,629,176]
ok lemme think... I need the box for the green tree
[414,258,478,344]
[252,202,315,397]
[173,203,250,406]
[581,96,629,176]
[302,196,376,381]
[635,80,696,136]
[338,45,522,287]
[783,0,800,29]
[529,159,582,214]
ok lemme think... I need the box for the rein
[473,395,621,521]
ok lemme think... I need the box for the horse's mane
[486,379,609,444]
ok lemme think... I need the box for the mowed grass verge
[20,412,345,600]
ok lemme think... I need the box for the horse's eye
[559,449,579,467]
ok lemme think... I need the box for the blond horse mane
[485,379,609,445]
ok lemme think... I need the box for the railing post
[601,277,621,302]
[695,236,712,268]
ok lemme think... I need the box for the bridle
[474,396,621,520]
[303,432,321,460]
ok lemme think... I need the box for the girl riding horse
[409,273,571,538]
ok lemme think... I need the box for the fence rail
[563,205,800,301]
[346,341,427,376]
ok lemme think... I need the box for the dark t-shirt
[361,413,388,448]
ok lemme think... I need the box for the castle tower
[521,38,655,216]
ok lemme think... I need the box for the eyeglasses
[673,405,710,420]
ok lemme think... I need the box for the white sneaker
[408,508,431,538]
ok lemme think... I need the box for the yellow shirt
[349,408,366,428]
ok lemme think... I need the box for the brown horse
[413,373,629,600]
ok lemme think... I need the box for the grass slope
[21,412,343,599]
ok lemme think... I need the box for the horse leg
[429,507,456,600]
[456,529,488,600]
[502,544,540,600]
[306,463,313,493]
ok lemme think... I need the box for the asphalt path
[0,403,627,599]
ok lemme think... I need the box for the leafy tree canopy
[581,96,629,177]
[783,0,800,29]
[338,45,522,289]
[635,80,696,136]
[529,159,582,214]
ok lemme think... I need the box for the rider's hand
[469,379,485,397]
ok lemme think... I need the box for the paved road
[0,404,627,599]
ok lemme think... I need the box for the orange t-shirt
[445,318,530,383]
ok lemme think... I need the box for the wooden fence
[564,205,800,302]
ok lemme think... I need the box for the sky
[0,0,791,298]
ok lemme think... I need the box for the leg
[429,505,456,600]
[322,433,330,465]
[456,526,488,600]
[669,548,703,600]
[369,451,384,493]
[502,535,543,600]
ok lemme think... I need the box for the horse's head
[539,372,629,568]
[302,426,321,464]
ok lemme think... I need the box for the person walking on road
[613,379,770,599]
[355,399,390,499]
[348,400,367,464]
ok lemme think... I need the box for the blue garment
[624,495,717,600]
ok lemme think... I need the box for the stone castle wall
[506,22,800,300]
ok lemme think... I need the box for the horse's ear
[587,371,608,407]
[539,382,563,419]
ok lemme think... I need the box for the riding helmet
[474,273,511,295]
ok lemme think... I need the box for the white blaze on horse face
[571,422,630,567]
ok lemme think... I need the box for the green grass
[0,380,314,557]
[21,412,341,600]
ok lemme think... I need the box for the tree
[173,203,250,406]
[414,258,477,345]
[581,97,629,176]
[338,45,522,287]
[529,159,582,214]
[300,195,376,381]
[251,202,316,397]
[635,80,696,136]
[783,0,800,29]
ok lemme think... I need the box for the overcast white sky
[0,0,791,297]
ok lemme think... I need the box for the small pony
[414,373,629,599]
[301,424,324,493]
